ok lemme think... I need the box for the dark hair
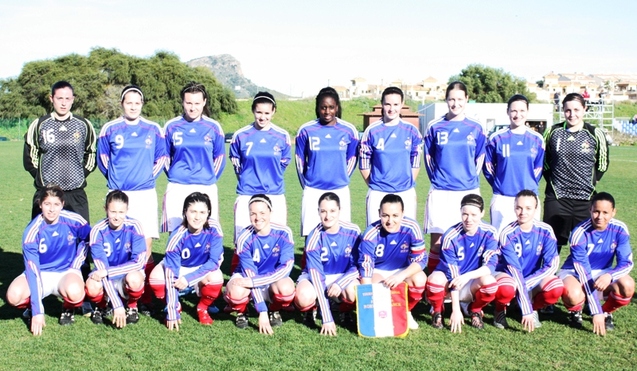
[591,192,615,209]
[249,193,272,211]
[37,184,65,206]
[507,94,529,110]
[120,84,144,103]
[51,81,74,96]
[381,87,404,103]
[181,82,211,117]
[318,192,341,208]
[379,193,404,212]
[105,190,129,208]
[181,192,212,229]
[562,93,586,108]
[252,91,276,111]
[460,194,484,212]
[515,189,538,208]
[446,81,468,100]
[315,87,342,120]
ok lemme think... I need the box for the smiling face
[318,96,338,125]
[183,91,206,121]
[49,87,74,119]
[379,201,403,233]
[446,88,467,120]
[507,100,528,129]
[121,91,143,121]
[514,195,537,229]
[253,103,275,130]
[106,199,128,230]
[590,200,616,231]
[40,195,64,224]
[185,201,209,234]
[250,201,271,234]
[563,100,585,129]
[461,205,483,235]
[319,199,340,233]
[382,93,403,123]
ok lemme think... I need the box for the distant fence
[614,118,637,136]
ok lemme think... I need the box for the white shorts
[366,188,416,226]
[558,268,613,282]
[373,268,403,279]
[229,272,272,303]
[490,194,541,232]
[161,182,219,233]
[297,272,349,288]
[234,194,287,241]
[119,189,159,239]
[109,270,145,299]
[425,188,479,234]
[157,260,209,295]
[444,278,476,303]
[301,186,351,236]
[22,269,82,299]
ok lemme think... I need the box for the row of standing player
[8,184,632,337]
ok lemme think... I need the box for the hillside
[187,54,289,99]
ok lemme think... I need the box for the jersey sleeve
[229,134,242,175]
[83,118,97,176]
[474,129,487,175]
[440,233,461,282]
[96,126,110,177]
[345,129,359,177]
[23,118,40,179]
[152,126,167,178]
[499,232,533,315]
[593,127,609,181]
[88,225,124,310]
[410,129,423,169]
[569,228,603,315]
[294,129,308,188]
[279,134,292,171]
[482,136,496,188]
[358,228,377,279]
[480,231,499,274]
[358,129,372,171]
[72,219,91,270]
[608,224,633,282]
[164,231,184,321]
[408,226,427,270]
[305,229,333,324]
[22,224,46,316]
[524,230,559,290]
[212,127,226,179]
[423,124,436,180]
[533,137,546,183]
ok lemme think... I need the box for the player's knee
[427,271,446,285]
[125,271,145,290]
[274,278,295,296]
[409,271,427,287]
[294,287,316,308]
[617,275,635,297]
[5,288,24,307]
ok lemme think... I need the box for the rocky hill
[187,55,288,99]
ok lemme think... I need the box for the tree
[449,64,536,103]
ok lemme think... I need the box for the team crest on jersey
[344,246,352,257]
[272,245,280,256]
[204,134,212,145]
[530,147,538,157]
[610,241,617,252]
[404,138,412,150]
[581,140,591,153]
[73,131,81,143]
[205,243,211,253]
[477,245,484,257]
[536,243,542,256]
[273,143,281,154]
[125,242,132,253]
[466,133,475,145]
[67,232,74,244]
[339,137,347,150]
[145,135,153,148]
[400,243,409,253]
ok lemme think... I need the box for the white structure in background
[418,103,554,135]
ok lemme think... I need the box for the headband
[249,197,272,210]
[461,201,483,210]
[121,87,144,102]
[253,95,276,106]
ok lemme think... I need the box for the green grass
[1,141,637,370]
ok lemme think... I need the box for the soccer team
[6,79,633,337]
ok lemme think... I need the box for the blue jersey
[230,124,291,195]
[561,219,633,315]
[359,119,422,193]
[164,219,224,321]
[89,217,147,309]
[22,211,90,316]
[437,222,499,281]
[484,127,545,196]
[496,221,559,315]
[295,118,359,190]
[97,117,167,191]
[304,221,360,324]
[358,217,427,278]
[424,116,486,191]
[164,115,226,185]
[235,224,295,313]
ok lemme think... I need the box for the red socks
[407,285,425,311]
[197,283,222,311]
[494,276,516,312]
[602,292,631,314]
[532,277,564,310]
[470,282,497,313]
[425,282,446,313]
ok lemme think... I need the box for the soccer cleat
[339,311,355,328]
[269,311,283,327]
[208,305,220,314]
[532,311,542,328]
[235,312,249,329]
[125,307,140,325]
[407,311,419,330]
[568,310,583,329]
[197,308,213,325]
[493,310,509,329]
[138,303,154,316]
[470,311,484,330]
[303,309,317,327]
[539,305,554,315]
[90,309,104,325]
[604,313,615,331]
[431,312,444,329]
[59,309,75,326]
[22,308,32,319]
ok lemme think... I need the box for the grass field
[1,141,637,370]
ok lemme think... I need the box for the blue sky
[1,0,636,97]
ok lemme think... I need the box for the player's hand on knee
[383,274,403,289]
[326,284,342,298]
[592,314,606,336]
[31,314,45,336]
[320,322,337,336]
[113,307,126,329]
[258,312,273,335]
